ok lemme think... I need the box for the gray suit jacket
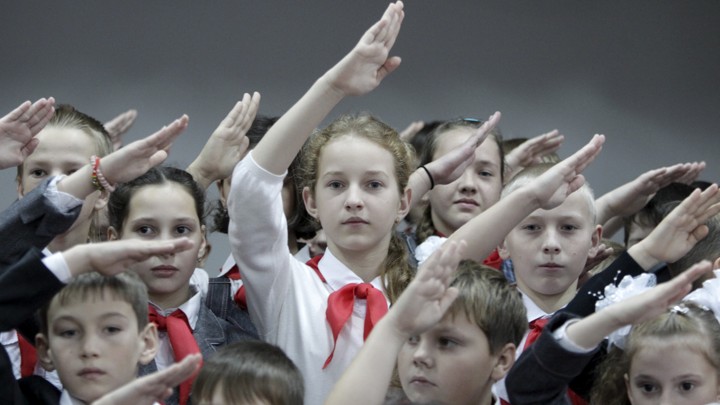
[138,303,255,405]
[0,177,82,265]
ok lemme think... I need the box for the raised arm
[595,162,706,234]
[186,92,260,190]
[407,112,499,209]
[252,1,405,175]
[626,183,720,270]
[450,134,605,262]
[104,109,138,150]
[504,129,564,179]
[566,260,710,349]
[0,98,55,169]
[325,240,463,405]
[56,115,188,199]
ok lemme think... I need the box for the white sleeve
[227,152,300,336]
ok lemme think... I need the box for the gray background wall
[2,1,718,273]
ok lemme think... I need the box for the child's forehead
[49,292,138,324]
[527,192,594,223]
[319,136,396,174]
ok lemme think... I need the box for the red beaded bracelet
[90,155,116,193]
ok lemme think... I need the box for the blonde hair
[591,303,720,405]
[501,163,597,225]
[298,113,415,303]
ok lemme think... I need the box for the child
[0,237,194,405]
[107,166,254,405]
[325,241,526,405]
[192,341,304,405]
[16,104,114,251]
[413,124,576,269]
[507,260,717,405]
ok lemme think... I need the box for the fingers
[566,134,605,175]
[149,115,189,151]
[471,111,501,147]
[383,1,404,49]
[2,100,31,121]
[399,120,424,141]
[663,260,713,302]
[677,161,705,184]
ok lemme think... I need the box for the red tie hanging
[148,306,203,405]
[17,333,37,378]
[523,316,550,350]
[323,282,388,369]
[506,316,586,405]
[224,264,247,310]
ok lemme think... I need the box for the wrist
[186,161,214,191]
[627,243,660,271]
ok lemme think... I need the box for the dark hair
[108,166,206,233]
[623,182,696,246]
[211,115,315,239]
[192,341,304,405]
[415,118,504,243]
[40,271,149,336]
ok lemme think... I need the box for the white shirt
[228,153,390,405]
[493,290,555,403]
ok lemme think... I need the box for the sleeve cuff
[41,251,73,283]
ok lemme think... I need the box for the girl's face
[427,129,502,236]
[18,126,105,248]
[304,135,410,256]
[110,183,207,307]
[626,337,720,405]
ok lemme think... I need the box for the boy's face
[397,312,511,405]
[36,293,157,403]
[18,126,104,246]
[428,129,502,236]
[500,191,600,298]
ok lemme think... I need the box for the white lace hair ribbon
[594,273,657,350]
[682,269,720,324]
[414,235,447,266]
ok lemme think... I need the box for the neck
[326,236,391,283]
[47,225,91,253]
[150,286,192,310]
[517,280,578,314]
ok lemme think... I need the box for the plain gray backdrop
[2,1,718,273]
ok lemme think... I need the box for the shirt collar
[148,288,202,330]
[520,290,552,322]
[318,248,385,293]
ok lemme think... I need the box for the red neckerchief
[306,254,388,369]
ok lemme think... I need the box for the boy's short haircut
[501,163,597,225]
[449,262,527,353]
[192,340,304,405]
[623,182,695,245]
[39,271,149,336]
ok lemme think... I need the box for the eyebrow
[52,312,130,324]
[128,216,198,223]
[321,170,390,178]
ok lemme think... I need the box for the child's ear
[17,181,25,199]
[590,224,603,248]
[498,239,510,260]
[94,191,109,211]
[107,226,120,241]
[624,373,632,401]
[490,343,516,382]
[198,226,210,263]
[713,256,720,271]
[302,186,319,221]
[34,333,56,372]
[397,187,412,221]
[138,323,159,365]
